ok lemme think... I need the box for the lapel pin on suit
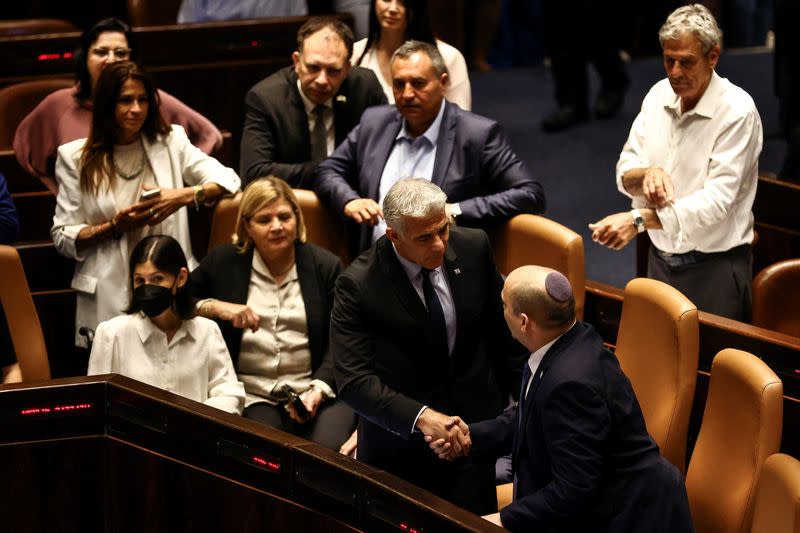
[336,95,347,103]
[453,268,461,275]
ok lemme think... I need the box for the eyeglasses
[90,47,131,60]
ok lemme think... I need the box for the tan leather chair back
[752,259,800,338]
[751,453,800,533]
[0,19,78,37]
[615,278,698,474]
[489,214,585,319]
[0,245,50,381]
[0,78,74,149]
[208,189,351,266]
[293,189,351,266]
[686,348,783,533]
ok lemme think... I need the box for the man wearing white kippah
[428,266,694,532]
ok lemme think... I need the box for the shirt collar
[391,242,441,281]
[134,312,194,344]
[252,248,299,285]
[397,99,446,144]
[297,79,332,115]
[528,320,578,373]
[665,70,722,119]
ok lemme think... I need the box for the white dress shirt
[617,71,762,254]
[297,80,335,157]
[88,313,245,414]
[372,100,446,241]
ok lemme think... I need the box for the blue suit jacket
[470,322,694,533]
[314,102,546,254]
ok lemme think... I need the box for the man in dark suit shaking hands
[429,266,694,531]
[240,17,386,187]
[332,178,528,515]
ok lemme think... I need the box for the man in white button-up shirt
[590,4,763,321]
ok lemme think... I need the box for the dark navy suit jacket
[470,322,694,533]
[314,102,546,254]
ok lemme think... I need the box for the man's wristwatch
[193,184,207,211]
[630,209,646,234]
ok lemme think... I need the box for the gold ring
[149,208,155,217]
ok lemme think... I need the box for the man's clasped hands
[416,408,472,461]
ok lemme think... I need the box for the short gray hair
[659,4,722,54]
[383,178,447,235]
[391,40,448,77]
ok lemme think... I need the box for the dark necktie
[518,362,533,430]
[311,105,327,162]
[421,268,448,357]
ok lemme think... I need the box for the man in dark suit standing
[332,178,527,515]
[240,17,386,187]
[429,266,694,532]
[315,40,545,256]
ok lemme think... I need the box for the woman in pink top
[14,18,223,193]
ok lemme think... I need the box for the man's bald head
[504,266,576,330]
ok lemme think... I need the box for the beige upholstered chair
[0,78,74,149]
[615,278,698,474]
[750,453,800,533]
[489,214,585,319]
[752,259,800,338]
[686,349,783,533]
[0,245,50,381]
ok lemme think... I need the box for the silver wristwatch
[630,209,645,234]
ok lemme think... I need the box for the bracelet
[109,218,123,240]
[198,298,215,317]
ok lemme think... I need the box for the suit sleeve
[458,122,546,223]
[313,124,363,217]
[500,381,610,531]
[240,89,317,187]
[469,404,517,459]
[332,273,425,437]
[310,254,342,389]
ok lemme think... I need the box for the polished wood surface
[0,375,502,532]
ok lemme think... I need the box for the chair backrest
[489,214,585,319]
[750,453,800,533]
[0,245,50,381]
[615,277,698,474]
[0,78,74,149]
[686,348,783,533]
[0,19,78,37]
[208,189,351,266]
[127,0,183,26]
[752,259,800,338]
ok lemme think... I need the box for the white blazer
[52,125,240,346]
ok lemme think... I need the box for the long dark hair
[79,61,169,193]
[127,235,195,320]
[355,0,436,65]
[74,18,138,100]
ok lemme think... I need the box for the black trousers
[647,244,752,322]
[244,399,356,452]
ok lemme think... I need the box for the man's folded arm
[314,125,363,216]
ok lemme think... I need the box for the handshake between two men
[416,407,472,461]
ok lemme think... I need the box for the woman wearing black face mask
[87,235,245,414]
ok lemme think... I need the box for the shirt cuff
[309,379,335,400]
[411,405,428,434]
[655,203,684,247]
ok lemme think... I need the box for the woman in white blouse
[352,0,472,110]
[88,235,245,414]
[51,61,240,348]
[190,178,353,450]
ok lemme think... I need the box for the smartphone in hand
[140,188,161,200]
[282,384,310,421]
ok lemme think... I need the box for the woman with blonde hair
[190,177,353,450]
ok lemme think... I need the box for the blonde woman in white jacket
[51,61,239,347]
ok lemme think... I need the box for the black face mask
[133,284,174,318]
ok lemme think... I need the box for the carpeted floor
[471,49,784,288]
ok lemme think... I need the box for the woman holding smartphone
[51,61,240,349]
